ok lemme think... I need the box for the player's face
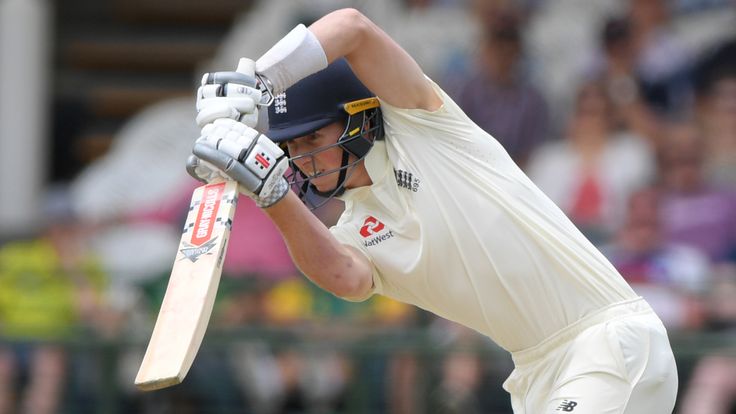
[287,122,369,192]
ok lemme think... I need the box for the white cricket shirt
[330,79,638,352]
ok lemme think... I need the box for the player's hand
[186,119,289,208]
[195,58,265,129]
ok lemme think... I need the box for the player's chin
[310,175,338,193]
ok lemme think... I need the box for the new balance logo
[394,169,420,192]
[556,400,577,411]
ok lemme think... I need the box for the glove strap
[255,178,289,208]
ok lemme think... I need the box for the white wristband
[255,24,329,95]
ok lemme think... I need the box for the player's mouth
[299,167,321,178]
[310,171,340,189]
[310,172,329,184]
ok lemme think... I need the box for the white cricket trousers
[503,298,678,413]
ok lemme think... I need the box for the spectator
[627,0,694,114]
[656,120,736,263]
[586,16,663,145]
[527,80,656,244]
[226,276,416,414]
[0,188,110,414]
[131,180,298,281]
[601,188,711,331]
[678,264,736,414]
[433,345,484,413]
[389,0,479,82]
[440,0,531,79]
[448,10,550,168]
[693,43,736,191]
[525,0,624,129]
[219,278,314,414]
[428,319,508,414]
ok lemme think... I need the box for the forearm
[263,192,372,298]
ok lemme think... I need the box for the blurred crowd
[1,0,736,413]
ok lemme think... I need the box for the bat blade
[135,180,239,391]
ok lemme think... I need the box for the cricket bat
[135,179,239,391]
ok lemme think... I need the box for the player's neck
[345,161,373,189]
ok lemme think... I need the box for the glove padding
[195,58,265,129]
[187,119,289,208]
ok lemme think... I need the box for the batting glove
[187,119,289,208]
[195,58,266,130]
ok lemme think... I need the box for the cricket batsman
[186,8,678,413]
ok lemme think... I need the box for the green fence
[1,328,734,413]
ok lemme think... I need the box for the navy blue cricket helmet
[266,58,383,208]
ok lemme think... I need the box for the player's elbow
[294,243,372,300]
[327,271,371,300]
[333,8,370,28]
[329,8,373,45]
[302,255,372,300]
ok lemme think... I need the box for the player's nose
[293,156,318,176]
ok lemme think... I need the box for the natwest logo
[359,216,394,248]
[360,216,385,237]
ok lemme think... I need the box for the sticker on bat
[191,182,226,246]
[179,237,219,262]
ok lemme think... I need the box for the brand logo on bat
[180,237,218,262]
[191,182,225,246]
